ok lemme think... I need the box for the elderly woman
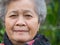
[0,0,50,45]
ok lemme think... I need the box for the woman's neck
[14,43,25,45]
[11,39,25,45]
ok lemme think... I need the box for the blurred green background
[0,0,60,45]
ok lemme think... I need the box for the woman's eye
[9,15,18,18]
[25,15,32,17]
[10,15,17,17]
[24,14,33,19]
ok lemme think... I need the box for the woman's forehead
[8,0,34,3]
[6,0,35,13]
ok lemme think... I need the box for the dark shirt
[0,33,50,45]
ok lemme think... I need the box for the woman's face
[5,0,40,42]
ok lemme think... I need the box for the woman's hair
[0,0,47,24]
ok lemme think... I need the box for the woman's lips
[13,27,29,32]
[13,30,28,32]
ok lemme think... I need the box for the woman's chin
[12,34,31,42]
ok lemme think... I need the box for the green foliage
[0,20,5,43]
[39,0,60,45]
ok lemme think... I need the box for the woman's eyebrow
[23,10,33,13]
[8,10,33,15]
[8,10,18,14]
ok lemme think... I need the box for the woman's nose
[15,16,26,26]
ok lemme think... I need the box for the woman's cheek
[5,18,16,32]
[26,19,39,38]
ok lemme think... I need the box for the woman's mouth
[13,30,29,32]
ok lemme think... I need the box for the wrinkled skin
[5,0,40,45]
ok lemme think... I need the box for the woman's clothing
[0,33,50,45]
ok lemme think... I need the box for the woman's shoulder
[0,43,4,45]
